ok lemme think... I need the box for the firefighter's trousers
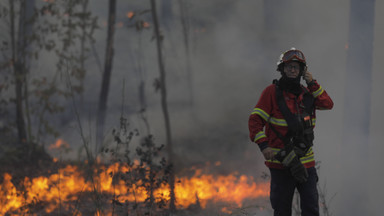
[269,167,319,216]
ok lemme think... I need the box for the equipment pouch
[292,112,315,157]
[289,157,309,183]
[301,113,312,128]
[303,127,314,146]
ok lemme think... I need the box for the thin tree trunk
[22,0,35,146]
[344,0,375,152]
[79,0,89,103]
[178,0,194,106]
[97,0,116,154]
[10,0,27,144]
[150,0,175,212]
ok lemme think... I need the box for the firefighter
[248,48,333,215]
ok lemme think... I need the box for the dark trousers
[269,167,319,216]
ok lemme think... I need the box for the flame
[127,11,135,19]
[48,139,70,150]
[0,163,269,215]
[143,22,150,28]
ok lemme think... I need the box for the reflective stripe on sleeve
[254,131,267,142]
[312,86,324,98]
[251,108,288,127]
[269,117,288,127]
[251,108,269,120]
[251,109,316,127]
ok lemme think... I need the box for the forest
[0,0,383,215]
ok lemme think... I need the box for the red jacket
[248,80,333,169]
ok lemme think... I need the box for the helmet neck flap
[278,74,302,96]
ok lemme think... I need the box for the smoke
[4,0,384,214]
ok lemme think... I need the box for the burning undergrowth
[0,117,270,215]
[0,159,270,215]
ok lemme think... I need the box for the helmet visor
[282,50,306,63]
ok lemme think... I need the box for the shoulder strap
[268,117,292,145]
[269,81,315,146]
[301,87,315,115]
[275,84,301,132]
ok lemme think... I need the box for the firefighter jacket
[248,80,333,169]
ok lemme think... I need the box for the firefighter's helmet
[277,48,307,72]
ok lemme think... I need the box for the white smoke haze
[3,0,384,215]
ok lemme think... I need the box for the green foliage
[0,0,98,143]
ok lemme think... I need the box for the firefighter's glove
[275,149,308,183]
[289,157,309,183]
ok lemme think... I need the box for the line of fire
[1,138,270,215]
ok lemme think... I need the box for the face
[283,61,301,78]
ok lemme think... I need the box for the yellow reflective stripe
[254,131,267,142]
[306,147,313,155]
[282,150,296,166]
[270,148,281,153]
[312,118,316,126]
[312,86,324,98]
[269,117,316,127]
[266,147,314,164]
[251,108,269,121]
[252,108,288,127]
[269,117,287,126]
[300,154,314,164]
[252,109,315,127]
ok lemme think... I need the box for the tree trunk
[10,0,33,144]
[79,0,90,103]
[150,0,176,212]
[344,0,375,151]
[97,0,116,154]
[22,0,35,146]
[178,0,194,106]
[341,0,375,214]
